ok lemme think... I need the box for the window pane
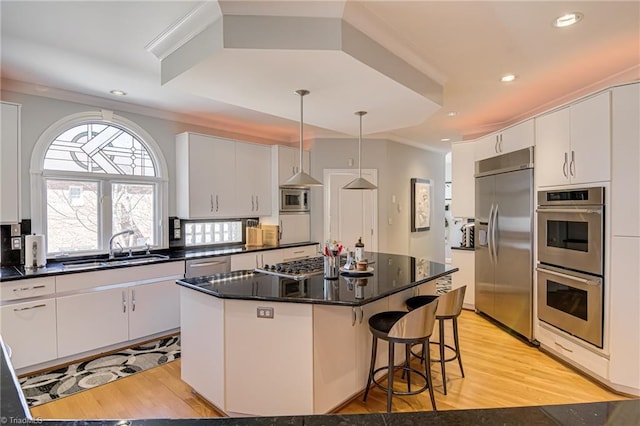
[44,123,156,177]
[47,180,98,253]
[112,183,155,247]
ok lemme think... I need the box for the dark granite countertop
[0,242,318,282]
[177,252,457,306]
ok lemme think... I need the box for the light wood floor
[30,310,629,419]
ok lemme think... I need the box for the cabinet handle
[122,291,127,313]
[351,307,356,326]
[562,152,568,178]
[569,150,576,177]
[555,341,573,353]
[359,306,364,324]
[499,134,503,152]
[279,220,283,239]
[13,303,46,312]
[494,135,499,153]
[13,285,46,292]
[216,195,219,212]
[132,289,136,312]
[255,195,259,211]
[251,195,255,211]
[292,250,304,254]
[210,194,214,212]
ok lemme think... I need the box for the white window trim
[30,110,169,254]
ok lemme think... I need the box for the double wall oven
[536,187,605,348]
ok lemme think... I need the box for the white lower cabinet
[57,288,130,358]
[1,297,57,369]
[536,323,609,380]
[279,214,311,245]
[451,249,475,309]
[128,280,181,340]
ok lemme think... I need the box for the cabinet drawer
[1,277,56,302]
[281,245,317,262]
[537,323,609,379]
[1,297,57,369]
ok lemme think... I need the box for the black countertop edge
[451,246,475,251]
[0,242,319,282]
[176,267,458,307]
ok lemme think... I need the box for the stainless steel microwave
[280,188,310,213]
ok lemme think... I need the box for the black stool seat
[405,295,438,311]
[405,286,467,395]
[362,299,439,412]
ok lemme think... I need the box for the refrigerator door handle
[488,204,495,264]
[492,204,499,261]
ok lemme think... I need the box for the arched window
[31,111,168,257]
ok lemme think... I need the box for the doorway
[323,169,378,252]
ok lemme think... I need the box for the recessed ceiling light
[553,12,583,28]
[447,111,457,117]
[441,138,451,142]
[109,89,127,96]
[501,74,516,83]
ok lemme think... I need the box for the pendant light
[281,89,322,187]
[343,111,377,190]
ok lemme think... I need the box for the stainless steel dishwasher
[185,256,231,278]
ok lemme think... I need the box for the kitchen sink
[62,254,170,270]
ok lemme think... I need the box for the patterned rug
[19,335,180,407]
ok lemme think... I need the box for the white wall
[309,138,446,262]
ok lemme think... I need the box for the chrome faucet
[109,229,134,259]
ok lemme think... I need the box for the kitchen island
[177,252,456,417]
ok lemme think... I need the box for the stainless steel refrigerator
[475,147,534,340]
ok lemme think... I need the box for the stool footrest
[429,341,459,363]
[371,365,430,396]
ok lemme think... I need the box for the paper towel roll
[25,234,46,269]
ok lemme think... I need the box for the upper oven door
[537,205,603,275]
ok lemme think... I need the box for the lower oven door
[537,265,603,348]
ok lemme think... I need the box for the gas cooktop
[255,256,326,280]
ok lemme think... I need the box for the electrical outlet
[11,237,22,250]
[257,306,274,319]
[10,224,21,236]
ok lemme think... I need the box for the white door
[324,169,378,253]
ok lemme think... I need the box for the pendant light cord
[358,112,363,178]
[296,89,309,173]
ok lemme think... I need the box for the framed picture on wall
[411,178,431,232]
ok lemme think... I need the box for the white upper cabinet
[451,140,476,218]
[535,91,611,188]
[176,132,272,219]
[474,119,534,161]
[611,83,639,238]
[276,145,310,185]
[1,102,21,224]
[236,142,272,216]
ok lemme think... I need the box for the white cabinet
[1,102,21,224]
[230,244,318,270]
[176,132,272,219]
[451,141,476,218]
[474,120,534,161]
[0,276,57,369]
[57,287,130,358]
[128,279,181,340]
[535,91,611,187]
[609,236,640,392]
[611,83,640,238]
[235,142,272,216]
[275,145,310,186]
[176,133,236,218]
[451,249,475,309]
[279,214,310,245]
[56,261,184,358]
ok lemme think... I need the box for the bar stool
[362,298,439,412]
[405,285,466,395]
